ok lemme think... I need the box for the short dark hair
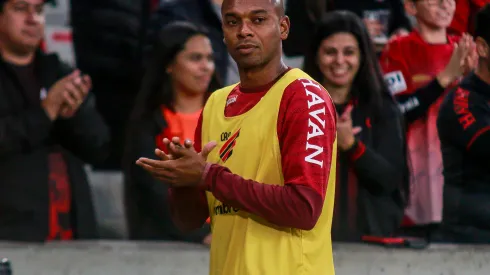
[475,4,490,44]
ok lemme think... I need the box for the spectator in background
[0,0,110,241]
[284,0,412,57]
[123,22,220,244]
[448,0,488,36]
[149,0,239,85]
[380,0,477,238]
[437,3,490,243]
[303,11,409,241]
[70,0,154,170]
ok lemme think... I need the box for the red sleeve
[167,112,209,231]
[202,79,337,230]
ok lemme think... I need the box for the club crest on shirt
[219,128,240,162]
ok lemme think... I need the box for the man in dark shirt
[0,0,110,241]
[437,3,490,243]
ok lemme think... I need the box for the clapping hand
[59,70,92,118]
[438,33,477,87]
[136,137,217,188]
[336,105,362,151]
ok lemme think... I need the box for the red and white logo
[219,129,240,162]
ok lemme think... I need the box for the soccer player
[136,0,338,274]
[379,0,476,229]
[437,3,490,243]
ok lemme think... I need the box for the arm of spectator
[0,108,53,159]
[168,113,211,232]
[126,125,210,242]
[202,79,337,230]
[345,98,407,194]
[53,92,111,164]
[438,87,490,160]
[395,79,446,123]
[380,40,462,123]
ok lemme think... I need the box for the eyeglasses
[414,0,455,6]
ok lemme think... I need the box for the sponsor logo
[226,95,238,106]
[219,128,240,162]
[398,97,420,113]
[384,71,407,95]
[214,203,240,216]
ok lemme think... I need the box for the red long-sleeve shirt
[169,73,337,231]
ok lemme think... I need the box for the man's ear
[280,15,290,40]
[476,37,489,59]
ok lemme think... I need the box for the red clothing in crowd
[168,70,337,230]
[448,0,489,35]
[156,107,201,153]
[46,153,73,240]
[380,30,459,225]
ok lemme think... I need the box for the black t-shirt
[6,61,41,106]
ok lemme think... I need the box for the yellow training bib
[201,68,336,275]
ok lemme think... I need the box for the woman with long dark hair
[303,11,410,241]
[123,21,221,243]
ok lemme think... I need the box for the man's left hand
[60,70,92,118]
[136,140,217,188]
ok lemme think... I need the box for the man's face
[221,0,289,70]
[410,0,456,29]
[476,36,490,70]
[0,0,45,54]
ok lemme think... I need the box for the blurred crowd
[0,0,490,247]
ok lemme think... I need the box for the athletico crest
[219,129,240,162]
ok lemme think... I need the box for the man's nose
[237,21,253,38]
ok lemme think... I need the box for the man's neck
[323,83,350,105]
[0,48,35,66]
[239,57,288,89]
[173,90,205,114]
[417,23,447,44]
[475,61,490,85]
